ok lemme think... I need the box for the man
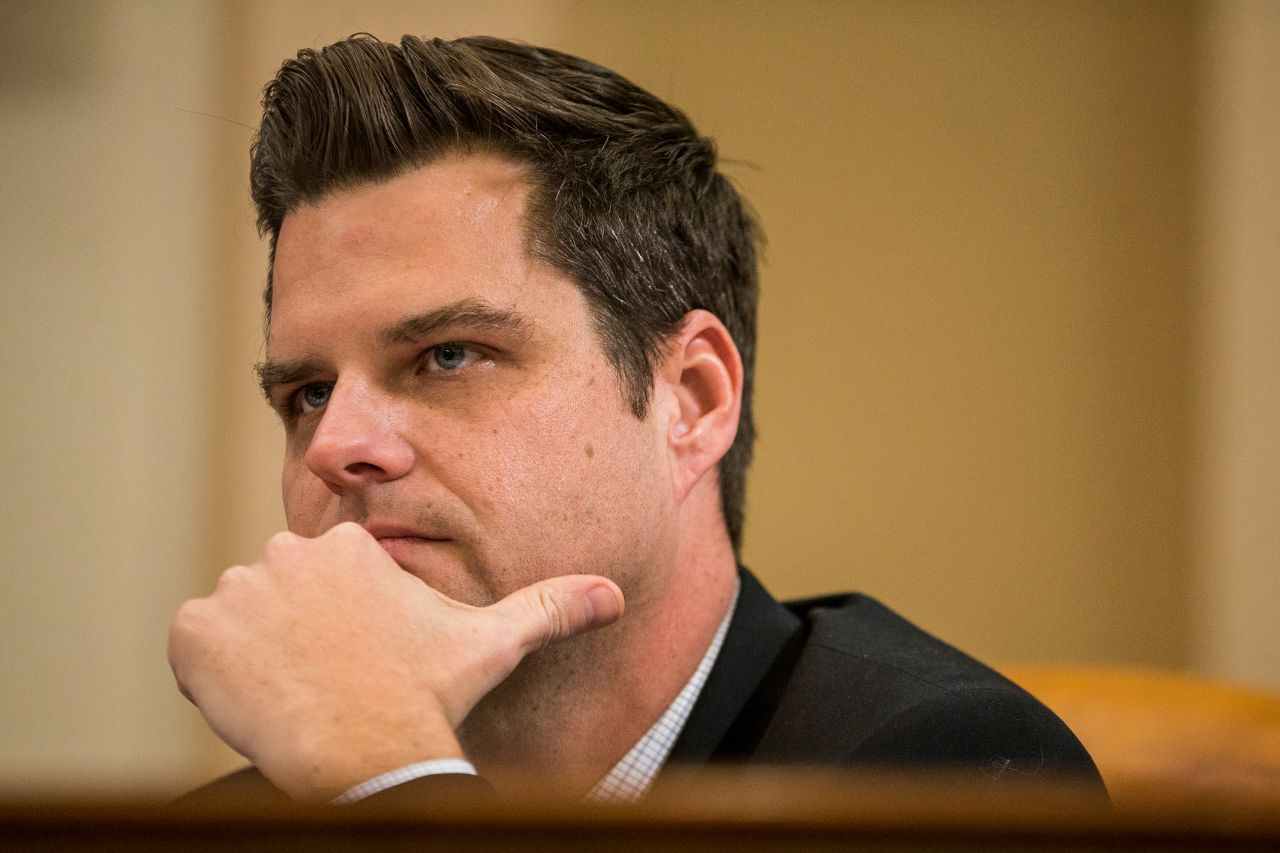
[170,34,1103,805]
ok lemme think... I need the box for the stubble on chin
[455,615,627,767]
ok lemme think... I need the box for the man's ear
[655,310,743,502]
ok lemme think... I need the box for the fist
[168,522,623,800]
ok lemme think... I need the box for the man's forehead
[274,154,535,277]
[270,156,539,318]
[263,154,591,363]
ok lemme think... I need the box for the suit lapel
[666,569,805,764]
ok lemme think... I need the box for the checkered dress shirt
[586,581,740,803]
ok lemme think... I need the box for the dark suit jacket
[668,570,1103,790]
[181,568,1105,804]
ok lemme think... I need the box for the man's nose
[303,380,414,490]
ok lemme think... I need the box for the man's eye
[295,382,333,413]
[425,343,481,372]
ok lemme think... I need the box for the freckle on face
[585,445,594,458]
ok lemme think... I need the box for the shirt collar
[586,578,741,803]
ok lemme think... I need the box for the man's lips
[362,522,448,541]
[361,524,451,562]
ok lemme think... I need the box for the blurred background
[0,0,1275,797]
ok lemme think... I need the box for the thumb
[489,575,625,655]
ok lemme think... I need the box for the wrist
[265,717,467,801]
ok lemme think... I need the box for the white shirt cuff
[330,758,478,805]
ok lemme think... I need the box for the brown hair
[251,34,760,551]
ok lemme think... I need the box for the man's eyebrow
[254,299,534,402]
[255,357,326,402]
[378,298,533,347]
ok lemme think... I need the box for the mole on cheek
[585,444,594,458]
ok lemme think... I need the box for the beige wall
[0,1,224,793]
[0,0,1274,793]
[1193,0,1280,689]
[576,1,1201,671]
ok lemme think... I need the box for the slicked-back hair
[251,34,760,552]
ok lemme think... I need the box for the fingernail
[586,585,623,626]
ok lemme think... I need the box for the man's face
[263,155,677,607]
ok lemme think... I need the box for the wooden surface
[1003,665,1280,809]
[3,769,1280,851]
[8,666,1280,849]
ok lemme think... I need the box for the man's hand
[168,522,624,801]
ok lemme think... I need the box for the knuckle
[214,564,250,594]
[323,522,370,562]
[168,599,207,656]
[333,521,375,552]
[171,597,206,628]
[171,596,198,637]
[262,530,298,557]
[330,521,363,538]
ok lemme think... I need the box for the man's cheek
[281,466,332,536]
